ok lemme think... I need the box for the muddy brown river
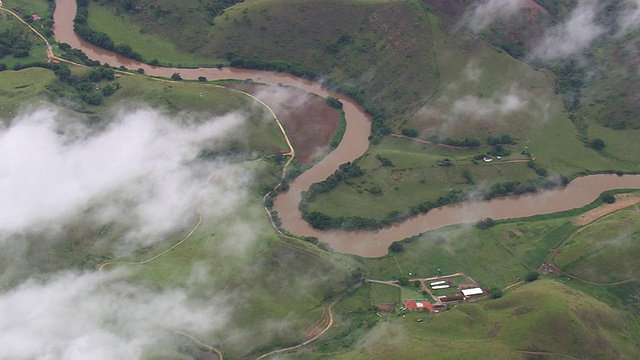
[53,0,640,257]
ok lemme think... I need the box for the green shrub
[525,271,540,282]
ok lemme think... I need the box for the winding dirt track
[255,297,341,360]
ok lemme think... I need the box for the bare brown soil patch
[304,309,330,338]
[572,194,640,226]
[501,228,523,242]
[222,83,339,164]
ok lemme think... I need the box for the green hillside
[327,280,640,359]
[3,0,640,358]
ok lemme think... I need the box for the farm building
[403,300,434,312]
[461,287,484,297]
[430,280,446,286]
[440,295,464,302]
[432,284,450,290]
[32,14,41,21]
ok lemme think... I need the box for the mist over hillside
[0,105,260,357]
[2,0,640,358]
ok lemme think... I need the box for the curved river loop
[51,0,640,258]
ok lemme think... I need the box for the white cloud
[530,0,606,61]
[451,86,528,118]
[617,0,640,36]
[0,270,229,359]
[464,0,525,33]
[0,106,249,247]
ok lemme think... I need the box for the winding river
[52,0,640,257]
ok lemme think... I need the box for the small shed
[32,14,42,21]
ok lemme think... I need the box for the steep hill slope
[332,279,640,359]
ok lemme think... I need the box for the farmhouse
[32,14,41,21]
[403,299,434,312]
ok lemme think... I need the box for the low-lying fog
[0,105,258,358]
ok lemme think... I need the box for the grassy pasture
[554,207,640,284]
[369,283,400,305]
[86,1,218,66]
[361,224,533,290]
[0,68,56,118]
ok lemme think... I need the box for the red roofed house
[32,14,42,21]
[404,299,434,312]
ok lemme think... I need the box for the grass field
[0,68,56,119]
[554,206,640,284]
[86,1,219,67]
[369,283,400,305]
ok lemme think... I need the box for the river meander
[52,0,640,257]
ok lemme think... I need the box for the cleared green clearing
[400,286,424,300]
[0,68,56,118]
[329,280,640,359]
[555,207,640,284]
[86,1,218,66]
[369,283,400,305]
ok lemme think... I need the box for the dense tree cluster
[0,27,33,59]
[325,96,343,109]
[225,52,317,79]
[487,134,515,146]
[401,128,419,138]
[442,137,481,148]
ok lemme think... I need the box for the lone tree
[171,72,182,81]
[389,241,404,253]
[590,138,605,150]
[601,193,616,204]
[325,96,343,109]
[475,217,496,229]
[525,271,540,282]
[490,287,503,299]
